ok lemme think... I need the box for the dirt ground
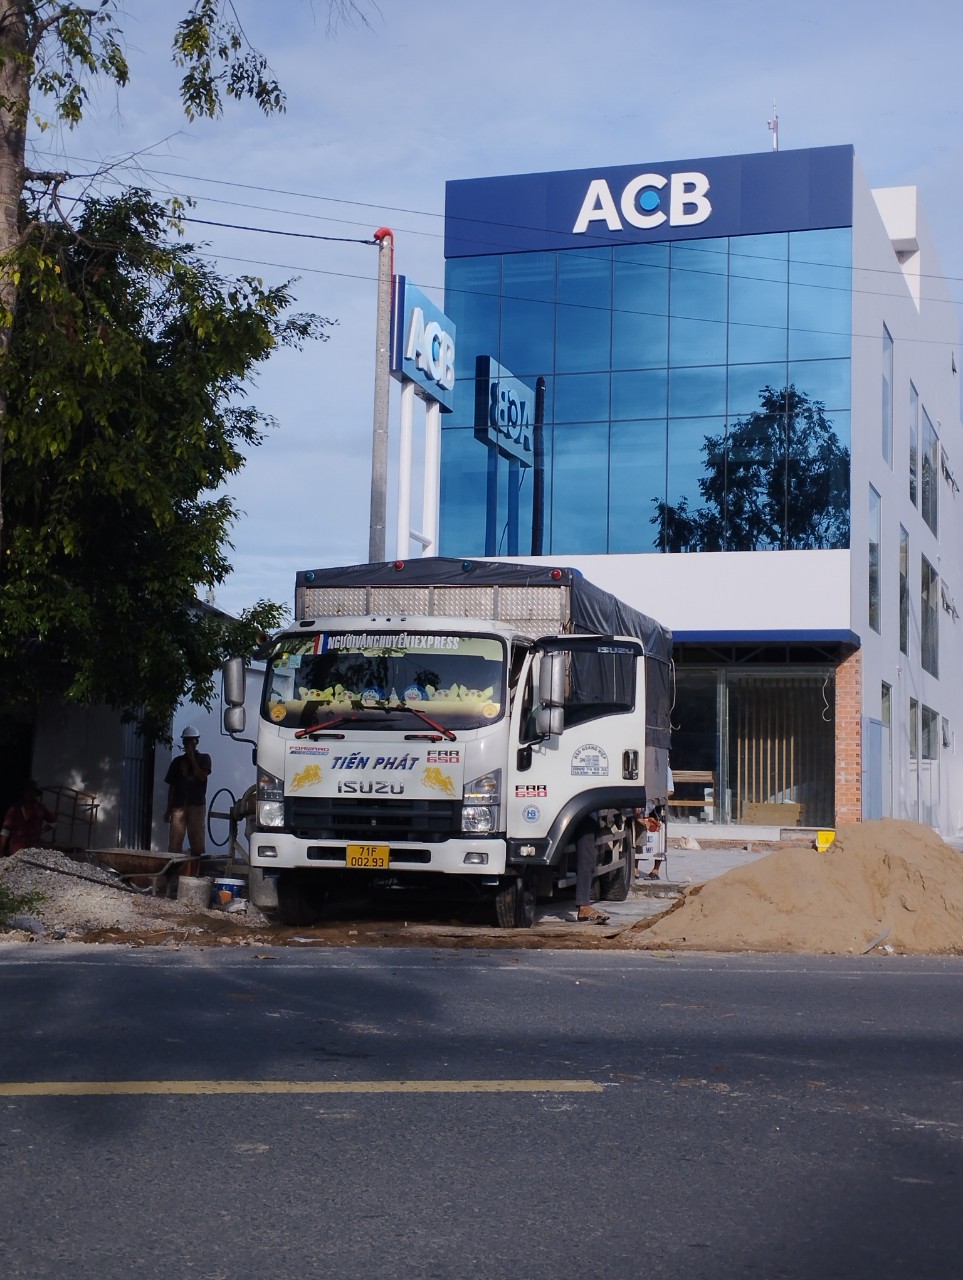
[3,820,963,954]
[0,847,628,950]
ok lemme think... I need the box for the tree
[0,188,331,735]
[653,384,851,553]
[0,0,370,544]
[0,2,368,731]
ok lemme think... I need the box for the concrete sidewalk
[533,838,777,929]
[645,839,775,889]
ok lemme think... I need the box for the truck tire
[276,872,325,927]
[600,834,633,901]
[494,876,535,929]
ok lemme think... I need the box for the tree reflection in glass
[653,384,850,552]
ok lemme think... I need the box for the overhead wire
[29,149,963,358]
[30,145,963,300]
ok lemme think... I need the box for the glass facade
[441,227,852,557]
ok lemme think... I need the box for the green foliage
[0,878,45,927]
[173,0,284,120]
[28,2,129,128]
[0,189,331,736]
[7,2,298,135]
[0,2,369,736]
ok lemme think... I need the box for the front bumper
[250,832,508,877]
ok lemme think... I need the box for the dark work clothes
[164,753,212,807]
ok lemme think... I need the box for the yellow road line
[0,1078,602,1097]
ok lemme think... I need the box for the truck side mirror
[223,658,247,735]
[223,657,246,708]
[535,650,565,738]
[224,704,246,735]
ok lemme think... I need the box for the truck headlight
[257,769,285,829]
[462,770,501,835]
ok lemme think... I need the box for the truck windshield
[262,630,507,732]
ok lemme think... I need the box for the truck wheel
[494,877,535,929]
[276,872,325,927]
[600,835,633,901]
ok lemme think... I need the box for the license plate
[346,843,389,870]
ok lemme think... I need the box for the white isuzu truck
[222,557,673,928]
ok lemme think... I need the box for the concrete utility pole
[369,228,394,562]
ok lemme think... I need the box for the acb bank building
[437,145,963,836]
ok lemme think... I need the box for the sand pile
[626,819,963,955]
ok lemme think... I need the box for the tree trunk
[0,1,30,552]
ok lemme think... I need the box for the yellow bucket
[815,829,836,852]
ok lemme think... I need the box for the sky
[31,0,963,618]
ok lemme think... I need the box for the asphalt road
[2,944,962,1280]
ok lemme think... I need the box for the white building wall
[851,164,963,832]
[502,549,851,637]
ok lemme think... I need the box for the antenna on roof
[767,101,779,151]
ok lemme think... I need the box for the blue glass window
[665,416,726,552]
[669,239,727,366]
[613,242,669,370]
[788,358,851,411]
[446,256,500,384]
[550,423,609,552]
[728,232,788,364]
[669,365,726,417]
[501,252,555,380]
[609,420,668,552]
[612,368,668,420]
[556,250,611,374]
[439,428,493,556]
[554,372,610,423]
[788,229,851,361]
[502,250,554,301]
[728,363,788,417]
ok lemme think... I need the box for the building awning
[672,628,860,647]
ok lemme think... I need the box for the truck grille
[287,796,461,843]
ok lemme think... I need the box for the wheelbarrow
[88,849,192,896]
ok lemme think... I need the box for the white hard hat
[181,724,201,739]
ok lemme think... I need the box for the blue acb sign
[444,145,855,258]
[474,357,535,467]
[390,276,456,412]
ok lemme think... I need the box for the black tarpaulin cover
[295,557,672,667]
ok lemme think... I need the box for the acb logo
[573,171,712,234]
[405,306,455,392]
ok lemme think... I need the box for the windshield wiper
[393,704,457,741]
[294,714,358,737]
[294,703,457,742]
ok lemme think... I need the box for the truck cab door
[507,637,645,837]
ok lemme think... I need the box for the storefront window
[669,666,836,828]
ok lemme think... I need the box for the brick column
[834,646,862,825]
